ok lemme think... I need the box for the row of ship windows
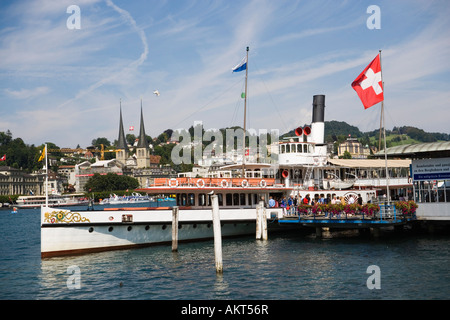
[176,193,259,207]
[279,144,313,154]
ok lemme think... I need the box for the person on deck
[269,196,276,208]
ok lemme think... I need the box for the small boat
[323,179,354,190]
[11,207,18,214]
[100,193,152,205]
[16,193,89,208]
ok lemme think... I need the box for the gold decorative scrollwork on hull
[44,211,91,224]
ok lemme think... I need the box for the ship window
[304,144,308,153]
[218,193,223,206]
[297,144,302,153]
[180,193,187,206]
[233,193,239,206]
[188,193,195,206]
[240,193,246,206]
[281,145,285,153]
[286,144,290,153]
[248,193,252,206]
[226,193,232,206]
[198,193,206,206]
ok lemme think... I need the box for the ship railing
[281,202,415,222]
[151,177,277,188]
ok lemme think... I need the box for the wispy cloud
[4,86,50,99]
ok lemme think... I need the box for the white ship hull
[41,206,284,258]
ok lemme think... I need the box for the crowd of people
[268,193,363,209]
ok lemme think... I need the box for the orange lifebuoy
[196,179,205,188]
[169,178,178,187]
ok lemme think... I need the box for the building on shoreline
[0,166,44,195]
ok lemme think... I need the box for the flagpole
[242,46,249,177]
[45,143,48,207]
[379,50,390,204]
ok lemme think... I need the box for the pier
[278,202,417,236]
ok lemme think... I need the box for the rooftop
[374,141,450,158]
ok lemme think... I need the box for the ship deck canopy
[327,159,411,168]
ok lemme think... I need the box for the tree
[91,137,111,148]
[84,173,139,192]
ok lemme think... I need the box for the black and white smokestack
[312,94,325,123]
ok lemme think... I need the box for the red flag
[0,154,5,161]
[352,54,384,109]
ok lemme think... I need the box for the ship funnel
[308,95,325,145]
[312,94,325,123]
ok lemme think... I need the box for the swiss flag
[352,54,384,109]
[0,154,5,161]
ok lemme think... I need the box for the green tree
[91,137,111,148]
[84,173,139,192]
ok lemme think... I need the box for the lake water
[1,207,449,304]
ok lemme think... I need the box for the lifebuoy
[221,179,229,188]
[241,180,249,188]
[259,179,267,188]
[408,178,412,184]
[196,179,205,188]
[169,178,178,187]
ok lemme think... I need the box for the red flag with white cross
[351,54,384,109]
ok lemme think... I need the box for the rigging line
[251,59,290,134]
[353,104,379,134]
[170,77,243,129]
[229,80,246,127]
[383,102,408,145]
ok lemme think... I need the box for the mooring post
[315,226,323,237]
[256,203,262,240]
[211,195,223,274]
[172,206,179,252]
[260,200,268,240]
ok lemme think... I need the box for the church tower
[116,100,129,165]
[136,99,151,168]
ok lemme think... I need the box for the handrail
[152,177,276,188]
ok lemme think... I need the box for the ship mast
[242,46,249,177]
[379,50,390,204]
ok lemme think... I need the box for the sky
[1,0,449,148]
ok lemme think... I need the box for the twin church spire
[116,99,150,168]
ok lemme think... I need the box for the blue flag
[232,57,247,72]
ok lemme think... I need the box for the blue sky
[1,0,449,148]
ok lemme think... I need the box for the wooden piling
[256,204,262,240]
[315,227,323,237]
[211,195,223,274]
[172,206,179,252]
[260,201,268,240]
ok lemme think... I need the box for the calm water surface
[1,207,449,300]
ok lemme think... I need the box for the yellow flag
[38,146,46,162]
